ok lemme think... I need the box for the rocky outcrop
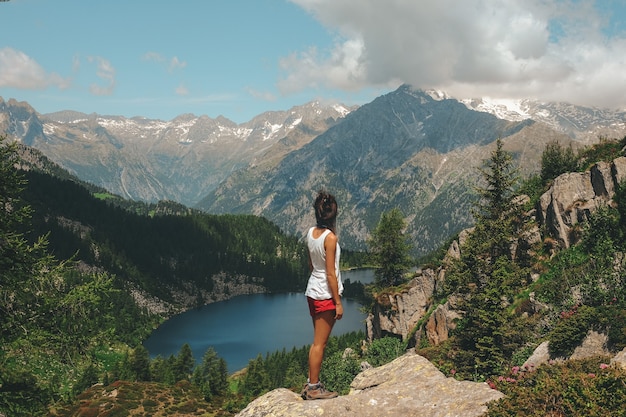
[524,331,612,369]
[235,352,504,417]
[130,272,267,317]
[366,268,445,343]
[537,156,626,248]
[611,347,626,370]
[425,301,462,345]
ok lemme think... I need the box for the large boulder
[366,268,443,341]
[235,352,504,417]
[537,157,626,248]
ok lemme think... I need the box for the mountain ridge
[0,96,354,206]
[2,85,626,255]
[200,85,583,255]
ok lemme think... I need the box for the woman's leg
[308,309,336,384]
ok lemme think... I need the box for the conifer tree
[368,208,413,287]
[0,136,34,320]
[451,138,524,377]
[173,344,195,382]
[129,345,152,381]
[192,347,228,400]
[239,354,270,397]
[541,140,578,182]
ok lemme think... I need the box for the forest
[2,135,626,416]
[0,136,370,416]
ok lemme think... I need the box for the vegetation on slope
[3,134,626,416]
[415,136,626,416]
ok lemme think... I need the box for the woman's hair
[313,190,338,232]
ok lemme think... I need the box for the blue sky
[1,0,625,123]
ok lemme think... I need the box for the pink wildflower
[588,373,596,378]
[600,363,609,370]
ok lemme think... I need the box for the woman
[301,190,344,400]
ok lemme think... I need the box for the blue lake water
[143,269,374,373]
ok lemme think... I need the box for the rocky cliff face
[538,156,626,248]
[235,352,504,417]
[366,268,448,344]
[367,156,626,345]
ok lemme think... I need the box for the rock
[537,157,626,249]
[366,268,441,341]
[538,171,598,248]
[425,302,461,345]
[235,352,504,417]
[523,331,612,369]
[570,330,610,360]
[523,341,551,369]
[610,347,626,370]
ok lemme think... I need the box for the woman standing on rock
[301,190,344,400]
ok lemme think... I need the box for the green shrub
[598,305,626,350]
[549,305,598,358]
[364,336,404,367]
[487,358,626,417]
[320,351,361,394]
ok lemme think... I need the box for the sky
[1,0,626,124]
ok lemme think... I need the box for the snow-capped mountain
[461,97,626,143]
[416,89,626,143]
[0,97,354,206]
[2,85,626,254]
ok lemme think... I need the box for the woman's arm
[324,232,343,320]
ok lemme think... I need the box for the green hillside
[0,136,311,416]
[2,135,626,416]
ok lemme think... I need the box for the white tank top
[305,227,343,300]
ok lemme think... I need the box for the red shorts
[307,297,336,316]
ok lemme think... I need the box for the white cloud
[0,47,69,90]
[246,87,277,101]
[87,56,116,96]
[175,83,189,96]
[169,56,187,72]
[142,52,187,73]
[285,0,626,109]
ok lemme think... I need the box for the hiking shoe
[301,382,338,400]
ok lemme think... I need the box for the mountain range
[2,85,626,256]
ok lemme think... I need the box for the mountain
[199,85,581,256]
[3,86,625,256]
[0,97,353,206]
[461,95,626,142]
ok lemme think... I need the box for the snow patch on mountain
[460,97,532,122]
[333,104,351,117]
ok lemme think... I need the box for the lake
[143,269,374,373]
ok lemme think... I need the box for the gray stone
[570,330,610,360]
[537,158,626,249]
[235,352,504,417]
[610,347,626,370]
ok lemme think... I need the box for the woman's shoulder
[323,229,337,244]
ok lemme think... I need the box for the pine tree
[0,136,34,326]
[129,345,151,381]
[541,140,578,182]
[450,138,524,377]
[192,347,228,400]
[368,208,413,287]
[239,354,270,397]
[470,138,521,268]
[172,344,195,382]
